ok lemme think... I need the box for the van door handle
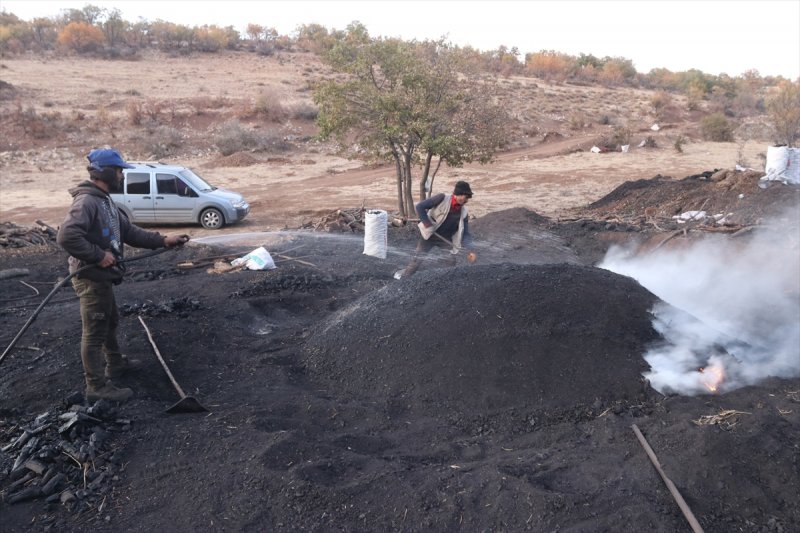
[155,196,164,199]
[143,196,151,199]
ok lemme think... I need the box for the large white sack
[761,146,800,186]
[787,147,800,184]
[363,209,388,259]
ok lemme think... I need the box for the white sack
[231,246,276,270]
[760,145,800,186]
[363,209,388,259]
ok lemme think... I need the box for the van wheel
[200,208,225,229]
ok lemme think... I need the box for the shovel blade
[165,396,208,414]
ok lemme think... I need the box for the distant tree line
[1,5,794,85]
[2,4,798,149]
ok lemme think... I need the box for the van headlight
[230,199,248,209]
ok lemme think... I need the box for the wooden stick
[276,254,317,267]
[631,424,704,533]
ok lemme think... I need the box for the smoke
[600,211,800,395]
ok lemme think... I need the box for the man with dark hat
[57,148,189,403]
[396,180,476,278]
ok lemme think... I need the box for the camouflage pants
[72,278,123,389]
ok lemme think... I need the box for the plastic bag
[231,246,276,270]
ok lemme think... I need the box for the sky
[3,0,799,79]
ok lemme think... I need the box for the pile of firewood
[0,220,58,248]
[301,208,407,233]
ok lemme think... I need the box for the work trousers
[72,278,123,389]
[402,236,457,277]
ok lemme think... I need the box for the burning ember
[699,363,726,393]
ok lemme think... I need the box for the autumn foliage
[58,21,104,53]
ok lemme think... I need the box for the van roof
[125,162,186,171]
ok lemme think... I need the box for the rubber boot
[86,381,133,403]
[105,354,143,380]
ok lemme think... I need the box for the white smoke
[600,211,800,395]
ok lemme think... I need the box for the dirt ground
[1,52,799,532]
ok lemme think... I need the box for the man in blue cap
[57,148,189,403]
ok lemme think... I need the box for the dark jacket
[416,193,472,249]
[57,181,165,281]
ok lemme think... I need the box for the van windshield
[179,169,217,192]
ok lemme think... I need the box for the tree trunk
[420,152,433,200]
[394,155,405,217]
[402,149,414,217]
[390,144,407,216]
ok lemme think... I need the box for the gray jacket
[57,181,165,281]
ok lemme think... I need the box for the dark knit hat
[453,180,473,197]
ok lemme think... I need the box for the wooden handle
[138,315,187,399]
[632,424,704,533]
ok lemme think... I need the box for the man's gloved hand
[164,234,190,248]
[467,251,477,264]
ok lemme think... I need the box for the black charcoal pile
[119,296,203,317]
[1,395,131,511]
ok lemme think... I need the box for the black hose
[0,247,176,368]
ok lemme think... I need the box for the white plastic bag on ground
[363,209,388,259]
[231,246,276,270]
[672,211,707,223]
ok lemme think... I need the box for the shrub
[674,134,688,153]
[650,91,672,120]
[144,125,183,158]
[215,121,262,155]
[612,125,632,146]
[126,100,143,125]
[214,120,290,155]
[700,113,734,142]
[567,111,586,130]
[291,102,319,121]
[525,50,574,82]
[766,81,800,146]
[58,21,104,53]
[252,89,289,122]
[14,105,55,139]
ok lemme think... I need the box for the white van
[111,163,249,229]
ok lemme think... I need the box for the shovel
[430,232,477,263]
[138,316,207,414]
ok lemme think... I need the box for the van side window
[157,174,178,195]
[176,179,192,197]
[126,173,150,194]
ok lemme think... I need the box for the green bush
[700,113,734,142]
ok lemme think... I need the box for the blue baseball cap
[87,148,134,170]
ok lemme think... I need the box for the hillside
[1,49,798,532]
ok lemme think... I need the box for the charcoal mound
[303,263,661,416]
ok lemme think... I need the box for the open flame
[699,363,726,393]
